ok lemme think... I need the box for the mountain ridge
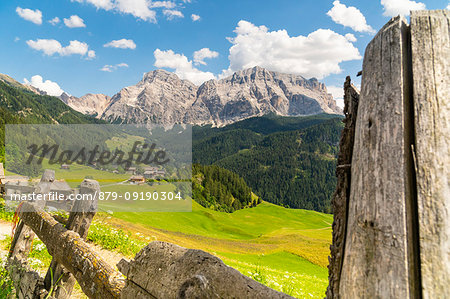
[102,66,342,126]
[1,67,342,126]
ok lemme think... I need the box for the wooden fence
[3,9,448,299]
[4,170,291,299]
[327,10,449,298]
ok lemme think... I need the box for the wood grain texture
[120,242,293,299]
[339,16,416,298]
[411,10,450,299]
[18,202,125,299]
[327,77,359,299]
[44,179,99,298]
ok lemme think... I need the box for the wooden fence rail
[3,9,448,299]
[5,171,291,299]
[327,10,449,299]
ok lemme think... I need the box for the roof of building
[129,175,145,180]
[50,181,72,191]
[2,175,30,185]
[143,166,158,171]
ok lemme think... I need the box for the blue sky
[0,0,448,104]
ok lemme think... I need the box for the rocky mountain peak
[60,93,111,118]
[101,66,341,126]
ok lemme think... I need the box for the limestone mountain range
[101,66,341,125]
[3,67,342,126]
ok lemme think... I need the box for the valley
[0,71,340,298]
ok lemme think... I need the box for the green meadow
[5,159,332,297]
[104,200,332,298]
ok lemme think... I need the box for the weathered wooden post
[410,10,450,298]
[9,169,55,260]
[17,201,125,299]
[327,10,449,299]
[44,179,100,298]
[118,242,293,299]
[327,77,359,298]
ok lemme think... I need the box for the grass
[102,201,332,298]
[87,220,147,256]
[39,160,130,188]
[109,201,332,267]
[0,195,332,298]
[0,258,15,298]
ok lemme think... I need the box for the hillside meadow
[102,201,332,298]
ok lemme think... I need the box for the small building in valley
[143,167,166,179]
[127,167,137,175]
[128,175,146,184]
[61,164,70,170]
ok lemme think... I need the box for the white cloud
[381,0,426,17]
[100,62,129,72]
[26,39,96,58]
[16,7,42,25]
[71,0,196,22]
[72,0,156,22]
[150,1,176,8]
[447,3,450,9]
[163,9,184,20]
[49,17,60,25]
[154,49,216,85]
[23,75,65,96]
[87,50,96,59]
[193,48,219,65]
[104,39,136,49]
[71,0,114,10]
[64,15,86,28]
[327,1,375,34]
[327,85,345,109]
[191,14,201,21]
[345,33,357,42]
[116,0,156,22]
[14,37,20,42]
[223,20,361,80]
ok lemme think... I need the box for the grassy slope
[6,158,332,297]
[105,201,332,298]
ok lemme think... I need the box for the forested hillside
[192,164,258,212]
[0,81,104,164]
[193,115,343,213]
[0,80,343,214]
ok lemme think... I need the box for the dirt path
[0,220,11,239]
[0,220,124,266]
[0,220,11,259]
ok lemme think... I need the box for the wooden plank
[339,16,417,298]
[44,179,99,298]
[18,201,124,299]
[326,77,360,298]
[8,220,35,260]
[120,241,293,299]
[411,10,450,298]
[8,170,55,260]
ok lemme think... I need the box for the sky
[0,0,448,107]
